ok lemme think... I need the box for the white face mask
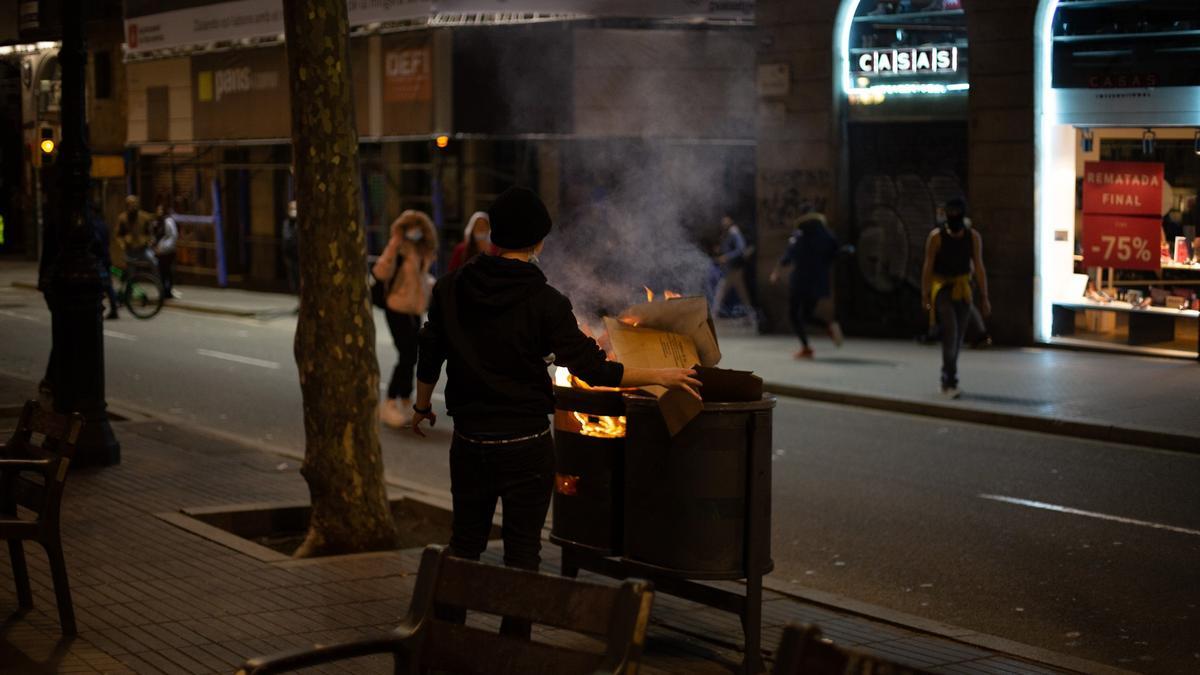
[474,232,490,244]
[405,229,424,242]
[288,209,297,219]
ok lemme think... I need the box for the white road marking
[196,348,281,370]
[979,494,1200,537]
[0,308,42,323]
[104,330,137,341]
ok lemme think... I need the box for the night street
[2,283,1196,672]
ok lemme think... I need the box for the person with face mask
[921,198,991,399]
[447,211,491,273]
[373,209,438,428]
[281,201,300,293]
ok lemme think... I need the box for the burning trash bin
[550,291,775,673]
[551,381,628,556]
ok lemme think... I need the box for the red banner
[1081,214,1162,270]
[1082,161,1164,217]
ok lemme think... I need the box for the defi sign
[858,47,958,76]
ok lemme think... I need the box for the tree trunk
[283,0,397,557]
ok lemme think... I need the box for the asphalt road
[1,283,1197,673]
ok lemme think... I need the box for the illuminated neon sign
[857,47,958,76]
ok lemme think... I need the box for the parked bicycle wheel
[124,273,164,319]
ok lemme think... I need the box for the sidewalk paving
[0,372,1117,675]
[715,326,1200,453]
[0,261,297,319]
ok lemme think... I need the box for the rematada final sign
[858,47,958,76]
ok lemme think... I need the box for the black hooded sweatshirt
[417,254,623,435]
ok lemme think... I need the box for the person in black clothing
[281,201,300,293]
[411,187,700,637]
[768,211,844,359]
[1162,208,1184,250]
[920,198,991,399]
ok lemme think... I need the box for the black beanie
[488,187,552,250]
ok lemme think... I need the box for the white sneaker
[380,399,408,428]
[940,386,961,400]
[828,322,844,348]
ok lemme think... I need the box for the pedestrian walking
[447,211,490,273]
[281,200,300,293]
[410,187,700,638]
[153,204,178,298]
[373,209,437,429]
[769,211,844,359]
[712,213,756,325]
[920,198,991,399]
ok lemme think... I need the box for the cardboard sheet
[617,296,721,367]
[603,317,703,435]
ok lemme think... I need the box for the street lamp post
[39,0,120,466]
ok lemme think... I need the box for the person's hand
[411,407,437,437]
[657,368,703,400]
[980,298,992,318]
[769,270,780,285]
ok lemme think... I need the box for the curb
[759,578,1135,675]
[763,381,1199,455]
[10,280,291,319]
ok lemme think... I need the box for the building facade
[755,0,1199,357]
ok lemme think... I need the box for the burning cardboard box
[600,294,761,435]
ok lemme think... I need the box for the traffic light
[39,127,56,161]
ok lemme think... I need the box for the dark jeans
[283,251,299,292]
[444,431,555,638]
[384,311,420,400]
[158,251,175,295]
[935,287,971,388]
[788,289,826,348]
[103,275,119,316]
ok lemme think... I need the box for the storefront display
[1036,0,1200,358]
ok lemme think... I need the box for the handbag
[370,254,403,310]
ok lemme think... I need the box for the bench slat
[425,621,603,675]
[435,557,619,635]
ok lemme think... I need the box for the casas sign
[858,47,958,76]
[1082,161,1164,217]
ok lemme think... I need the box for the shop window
[36,57,61,117]
[1052,0,1200,89]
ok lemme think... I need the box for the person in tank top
[920,198,991,399]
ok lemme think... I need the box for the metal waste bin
[622,395,775,578]
[550,386,626,556]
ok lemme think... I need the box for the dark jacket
[417,254,623,434]
[780,213,838,297]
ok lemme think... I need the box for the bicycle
[109,254,164,319]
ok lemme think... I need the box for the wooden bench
[1,401,83,635]
[773,624,934,675]
[1052,301,1199,349]
[238,545,655,675]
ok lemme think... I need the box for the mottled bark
[283,0,396,556]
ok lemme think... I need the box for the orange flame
[572,411,627,439]
[642,287,682,302]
